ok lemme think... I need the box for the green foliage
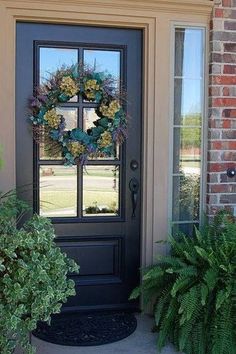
[178,172,200,221]
[130,211,236,354]
[0,193,80,354]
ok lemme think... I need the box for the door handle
[129,178,139,218]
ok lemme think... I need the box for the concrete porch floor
[16,314,180,354]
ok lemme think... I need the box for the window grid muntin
[35,43,124,220]
[170,25,205,235]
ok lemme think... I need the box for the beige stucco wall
[0,0,212,266]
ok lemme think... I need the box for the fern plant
[0,192,80,354]
[130,211,236,354]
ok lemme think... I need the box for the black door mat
[33,311,137,346]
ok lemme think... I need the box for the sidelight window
[170,26,205,235]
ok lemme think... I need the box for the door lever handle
[129,178,139,218]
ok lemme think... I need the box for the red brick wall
[208,0,236,217]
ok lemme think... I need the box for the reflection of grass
[84,191,118,209]
[40,190,118,212]
[181,161,200,168]
[40,191,76,211]
[84,169,117,178]
[180,155,200,169]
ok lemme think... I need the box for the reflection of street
[41,174,117,190]
[40,176,76,190]
[84,175,118,190]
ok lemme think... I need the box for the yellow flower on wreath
[100,100,121,119]
[84,79,100,100]
[44,109,61,129]
[98,131,113,148]
[68,141,86,156]
[60,76,78,97]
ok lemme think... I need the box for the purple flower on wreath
[77,153,88,166]
[29,94,48,109]
[112,126,127,144]
[58,116,66,133]
[87,144,97,155]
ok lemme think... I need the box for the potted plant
[0,192,80,354]
[130,211,236,354]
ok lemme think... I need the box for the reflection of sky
[39,31,203,116]
[84,50,120,79]
[175,29,204,115]
[40,48,77,83]
[39,47,120,84]
[177,79,202,116]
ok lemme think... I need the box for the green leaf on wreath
[71,65,78,79]
[50,130,61,141]
[90,126,105,138]
[58,93,70,102]
[93,117,109,129]
[70,128,91,144]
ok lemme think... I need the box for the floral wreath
[29,65,127,165]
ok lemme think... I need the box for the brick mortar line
[208,183,236,185]
[210,63,236,65]
[208,171,236,173]
[207,204,236,207]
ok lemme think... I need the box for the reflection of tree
[177,171,200,221]
[181,113,201,150]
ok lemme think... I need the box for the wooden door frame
[0,0,212,276]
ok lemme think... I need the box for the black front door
[16,23,142,311]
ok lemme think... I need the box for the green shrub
[0,192,80,354]
[130,211,236,354]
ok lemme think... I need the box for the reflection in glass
[56,107,78,130]
[172,174,200,222]
[172,222,199,236]
[39,108,77,160]
[39,143,62,160]
[83,165,119,216]
[174,78,202,126]
[173,127,201,174]
[172,27,204,235]
[175,28,203,78]
[84,50,120,81]
[39,128,62,160]
[83,108,99,131]
[39,47,78,84]
[84,108,119,160]
[39,166,77,217]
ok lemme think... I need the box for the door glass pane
[39,127,62,160]
[83,165,119,216]
[56,107,78,131]
[39,47,78,84]
[84,50,120,81]
[39,165,77,217]
[39,108,78,160]
[83,108,99,131]
[83,108,119,160]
